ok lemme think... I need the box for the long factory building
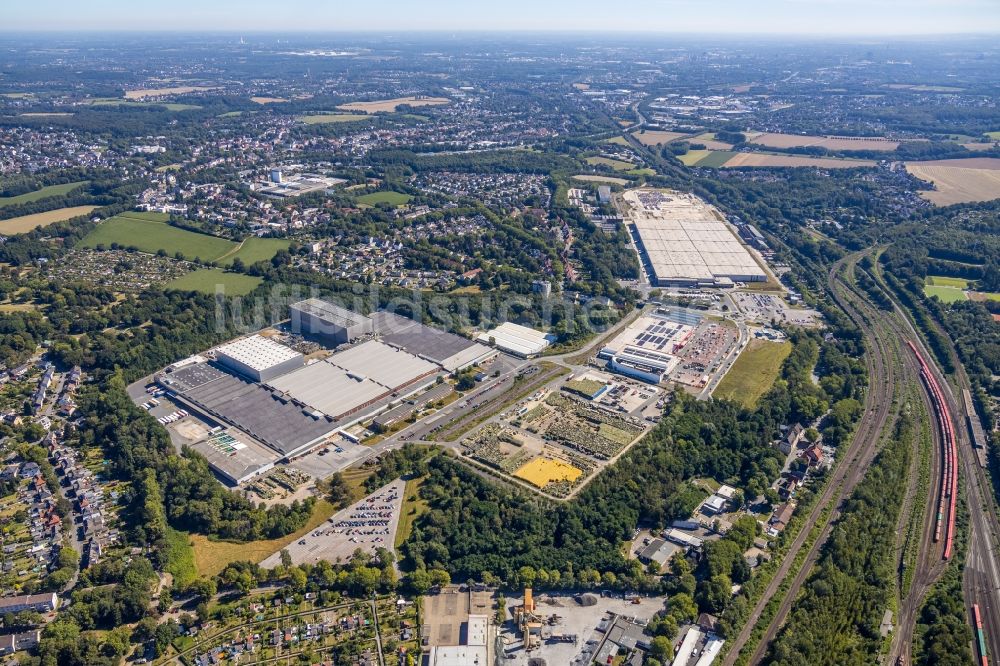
[157,301,496,462]
[625,189,767,287]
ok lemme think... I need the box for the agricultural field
[18,112,73,117]
[337,96,449,114]
[251,96,288,104]
[356,191,412,206]
[986,131,1000,140]
[723,153,876,168]
[744,132,900,151]
[603,135,630,146]
[689,132,735,150]
[0,205,97,233]
[513,457,583,488]
[631,130,689,146]
[218,237,291,267]
[586,156,636,171]
[88,98,201,111]
[571,174,629,185]
[166,268,263,296]
[124,85,217,99]
[905,158,1000,206]
[297,113,369,124]
[713,339,793,407]
[0,180,89,207]
[80,212,237,260]
[680,150,737,167]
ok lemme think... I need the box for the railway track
[722,252,900,666]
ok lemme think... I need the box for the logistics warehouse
[154,299,497,468]
[624,189,767,287]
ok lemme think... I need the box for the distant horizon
[4,0,1000,36]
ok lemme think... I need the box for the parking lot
[259,479,405,568]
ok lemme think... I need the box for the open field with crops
[906,158,1000,205]
[745,132,900,151]
[0,180,88,207]
[631,130,689,146]
[572,174,629,185]
[338,96,449,114]
[723,153,875,168]
[586,156,636,170]
[0,205,97,233]
[166,268,262,296]
[297,113,369,124]
[714,339,792,407]
[124,85,217,99]
[251,96,288,104]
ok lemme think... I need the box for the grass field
[163,527,197,588]
[923,285,969,303]
[190,499,336,577]
[166,269,262,296]
[513,457,582,488]
[603,136,630,146]
[627,168,656,176]
[297,113,368,125]
[81,213,236,260]
[356,191,412,206]
[0,181,89,208]
[984,131,1000,140]
[0,205,97,234]
[925,275,971,288]
[714,339,793,407]
[394,476,429,551]
[586,156,635,171]
[217,237,290,267]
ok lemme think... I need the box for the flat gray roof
[291,298,372,328]
[267,360,391,419]
[162,363,336,457]
[374,311,491,368]
[328,340,439,390]
[191,430,278,485]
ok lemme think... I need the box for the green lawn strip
[166,269,262,296]
[355,191,412,206]
[0,181,89,208]
[922,285,967,303]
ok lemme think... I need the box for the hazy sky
[4,0,1000,35]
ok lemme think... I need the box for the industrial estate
[0,21,998,666]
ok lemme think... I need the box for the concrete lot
[499,592,665,666]
[286,436,369,479]
[260,479,405,568]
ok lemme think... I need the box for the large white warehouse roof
[215,335,302,372]
[478,322,551,357]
